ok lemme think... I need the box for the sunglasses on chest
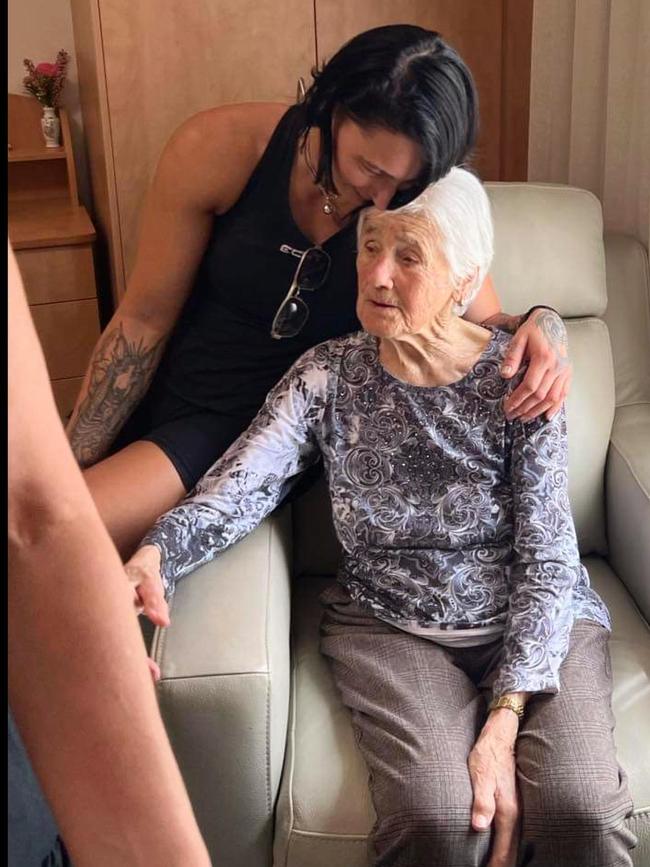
[271,244,331,339]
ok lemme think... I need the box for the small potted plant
[23,49,70,147]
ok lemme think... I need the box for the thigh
[518,620,620,791]
[319,587,486,818]
[516,620,635,861]
[83,440,186,560]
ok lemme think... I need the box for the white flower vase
[41,107,60,148]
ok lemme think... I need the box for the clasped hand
[124,544,169,683]
[468,709,520,867]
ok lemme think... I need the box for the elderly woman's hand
[501,307,572,421]
[468,709,520,867]
[125,544,171,630]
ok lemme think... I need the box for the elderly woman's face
[356,211,455,338]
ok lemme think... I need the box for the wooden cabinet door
[97,0,316,284]
[315,0,533,183]
[30,298,101,380]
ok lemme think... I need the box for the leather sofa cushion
[607,403,650,620]
[603,234,650,407]
[486,183,607,317]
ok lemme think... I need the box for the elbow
[8,491,86,552]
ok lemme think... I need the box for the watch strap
[488,695,525,720]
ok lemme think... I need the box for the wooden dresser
[8,93,100,422]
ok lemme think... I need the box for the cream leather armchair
[151,184,650,867]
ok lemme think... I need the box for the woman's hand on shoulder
[125,544,170,629]
[468,709,520,867]
[501,308,572,422]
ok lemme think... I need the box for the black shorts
[118,409,323,501]
[139,412,248,492]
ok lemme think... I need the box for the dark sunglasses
[271,246,331,339]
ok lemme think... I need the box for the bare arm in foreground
[7,240,211,867]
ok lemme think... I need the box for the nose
[367,252,395,290]
[370,181,397,211]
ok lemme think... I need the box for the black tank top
[134,104,360,436]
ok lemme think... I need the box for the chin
[359,315,395,339]
[358,304,393,337]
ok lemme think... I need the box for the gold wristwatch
[488,695,526,721]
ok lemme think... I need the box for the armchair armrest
[151,507,293,867]
[606,404,650,622]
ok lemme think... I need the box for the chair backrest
[293,183,614,576]
[603,232,650,408]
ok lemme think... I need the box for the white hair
[358,167,494,315]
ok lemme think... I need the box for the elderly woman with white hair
[127,168,636,867]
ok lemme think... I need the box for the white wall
[8,0,91,208]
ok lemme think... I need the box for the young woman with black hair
[66,25,572,558]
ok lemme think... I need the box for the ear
[453,268,479,308]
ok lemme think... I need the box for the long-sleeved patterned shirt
[142,327,610,697]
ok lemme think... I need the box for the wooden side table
[8,93,100,421]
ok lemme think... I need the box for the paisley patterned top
[142,327,610,697]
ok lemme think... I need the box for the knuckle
[473,793,493,813]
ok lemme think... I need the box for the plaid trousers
[319,583,637,867]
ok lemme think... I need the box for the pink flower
[35,62,58,76]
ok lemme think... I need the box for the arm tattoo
[68,324,166,467]
[530,309,570,369]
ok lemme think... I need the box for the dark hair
[299,24,478,209]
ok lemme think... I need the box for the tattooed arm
[64,120,220,467]
[66,320,168,467]
[64,109,272,466]
[66,106,283,467]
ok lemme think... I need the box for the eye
[363,240,380,253]
[400,253,420,266]
[360,160,382,177]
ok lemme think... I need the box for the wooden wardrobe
[70,0,533,308]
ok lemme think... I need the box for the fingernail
[475,815,489,829]
[501,365,512,375]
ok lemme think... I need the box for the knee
[522,776,632,842]
[373,784,485,864]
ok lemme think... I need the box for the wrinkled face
[356,211,458,338]
[332,115,425,210]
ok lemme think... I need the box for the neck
[379,306,492,387]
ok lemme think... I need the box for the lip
[369,300,397,309]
